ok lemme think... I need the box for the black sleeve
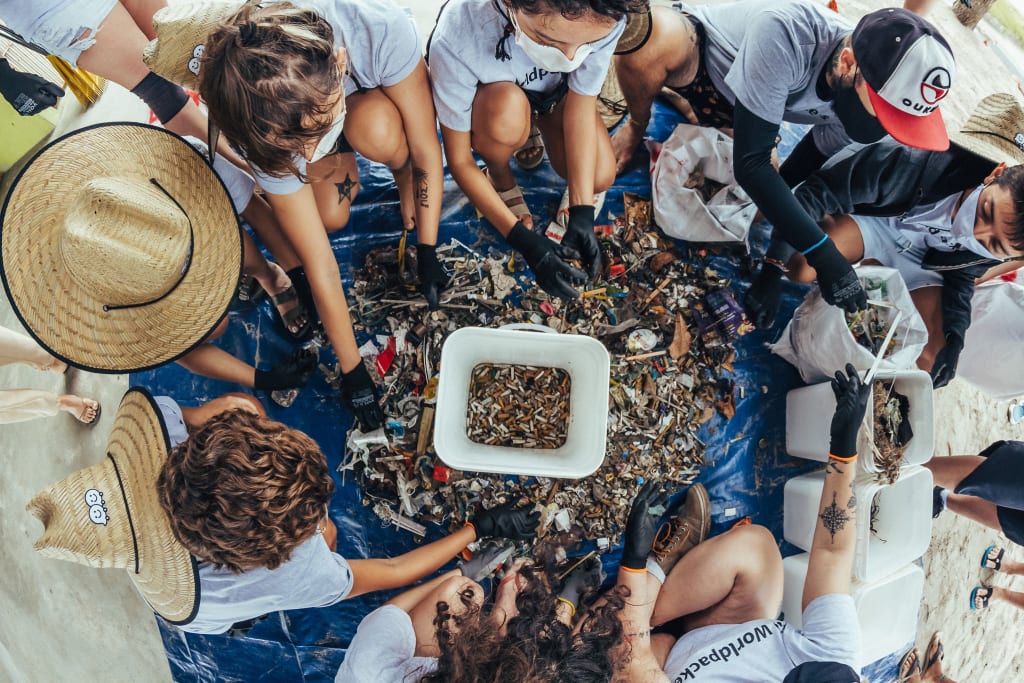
[778,130,829,188]
[732,101,827,253]
[940,266,982,343]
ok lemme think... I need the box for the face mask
[951,184,1001,260]
[309,114,346,163]
[832,73,887,144]
[509,10,592,73]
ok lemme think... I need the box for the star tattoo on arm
[819,491,851,544]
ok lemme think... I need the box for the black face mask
[833,74,888,144]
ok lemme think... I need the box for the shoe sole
[689,483,711,542]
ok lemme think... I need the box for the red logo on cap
[920,67,951,106]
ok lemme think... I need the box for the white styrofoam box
[783,466,933,582]
[782,554,924,667]
[434,325,610,478]
[785,369,934,475]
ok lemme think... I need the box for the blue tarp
[133,103,903,682]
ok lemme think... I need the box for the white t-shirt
[183,137,256,214]
[663,594,860,682]
[155,397,354,635]
[427,0,625,132]
[679,0,855,156]
[250,0,422,195]
[335,605,438,682]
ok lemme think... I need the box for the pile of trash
[334,196,749,549]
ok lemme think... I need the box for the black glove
[416,243,447,310]
[0,59,64,116]
[622,481,672,570]
[829,363,871,458]
[472,501,540,541]
[506,221,587,300]
[743,262,785,329]
[805,239,867,314]
[558,556,605,613]
[563,205,601,281]
[340,361,384,431]
[253,347,317,391]
[930,334,964,389]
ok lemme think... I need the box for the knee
[731,525,782,566]
[348,102,408,168]
[220,392,267,417]
[321,202,353,233]
[595,155,616,193]
[472,83,531,150]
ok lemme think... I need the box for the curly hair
[157,408,334,573]
[420,565,628,682]
[993,164,1024,253]
[507,0,649,21]
[197,2,343,179]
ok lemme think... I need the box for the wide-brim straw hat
[26,388,199,625]
[615,9,652,55]
[0,122,242,373]
[948,93,1024,166]
[143,0,246,89]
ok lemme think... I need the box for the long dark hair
[420,565,628,682]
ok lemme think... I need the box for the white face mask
[308,114,346,163]
[950,184,1001,261]
[509,10,592,73]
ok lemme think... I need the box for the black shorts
[955,440,1024,545]
[522,75,569,116]
[665,12,734,129]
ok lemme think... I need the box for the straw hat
[143,0,245,89]
[26,388,199,625]
[949,93,1024,166]
[615,9,652,55]
[0,122,242,373]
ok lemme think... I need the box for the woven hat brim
[616,10,652,55]
[948,94,1024,166]
[143,0,245,89]
[0,123,242,373]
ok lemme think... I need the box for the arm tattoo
[413,166,430,209]
[819,491,851,544]
[825,460,844,475]
[335,173,358,205]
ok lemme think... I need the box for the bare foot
[58,395,100,425]
[47,358,68,374]
[611,120,646,176]
[261,262,310,338]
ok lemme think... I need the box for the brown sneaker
[651,483,711,576]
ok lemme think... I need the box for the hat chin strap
[107,453,141,574]
[959,128,1024,153]
[103,178,195,312]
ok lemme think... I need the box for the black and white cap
[852,8,955,151]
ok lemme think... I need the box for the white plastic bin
[781,555,923,667]
[783,466,933,581]
[434,325,610,478]
[785,369,934,475]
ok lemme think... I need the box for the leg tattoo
[413,166,430,209]
[335,173,358,205]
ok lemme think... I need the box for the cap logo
[85,488,109,526]
[920,67,951,105]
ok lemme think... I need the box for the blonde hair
[198,2,343,178]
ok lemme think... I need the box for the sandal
[513,124,544,171]
[237,273,266,303]
[969,585,992,610]
[897,647,921,682]
[481,166,532,226]
[981,545,1005,571]
[923,632,944,672]
[268,282,313,341]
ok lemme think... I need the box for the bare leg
[175,318,257,388]
[998,558,1024,576]
[651,525,783,628]
[903,0,935,15]
[241,195,302,272]
[57,395,100,423]
[469,82,534,228]
[242,231,308,335]
[910,286,943,372]
[946,493,1003,532]
[786,214,866,283]
[309,151,361,232]
[991,587,1024,611]
[924,455,986,490]
[406,575,484,657]
[535,100,616,193]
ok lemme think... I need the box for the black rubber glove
[253,347,317,391]
[0,58,64,116]
[472,501,540,541]
[416,243,447,310]
[505,221,587,300]
[563,205,601,280]
[558,556,605,613]
[743,262,785,329]
[930,334,964,389]
[340,361,384,431]
[829,363,871,458]
[621,481,672,570]
[805,239,867,314]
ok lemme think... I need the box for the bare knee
[348,102,409,168]
[321,201,353,232]
[472,82,531,150]
[219,392,267,417]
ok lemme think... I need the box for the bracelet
[620,565,649,574]
[828,452,858,463]
[764,257,789,273]
[627,116,649,130]
[556,597,577,615]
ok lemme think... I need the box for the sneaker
[932,486,946,519]
[651,483,711,576]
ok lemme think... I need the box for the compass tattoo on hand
[819,491,851,544]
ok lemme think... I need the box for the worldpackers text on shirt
[672,621,781,681]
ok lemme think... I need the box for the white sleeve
[783,594,861,670]
[567,17,625,97]
[249,157,307,196]
[183,136,256,212]
[376,7,422,87]
[724,11,807,124]
[335,606,437,682]
[427,34,479,132]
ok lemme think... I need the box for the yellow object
[46,55,105,108]
[0,96,58,172]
